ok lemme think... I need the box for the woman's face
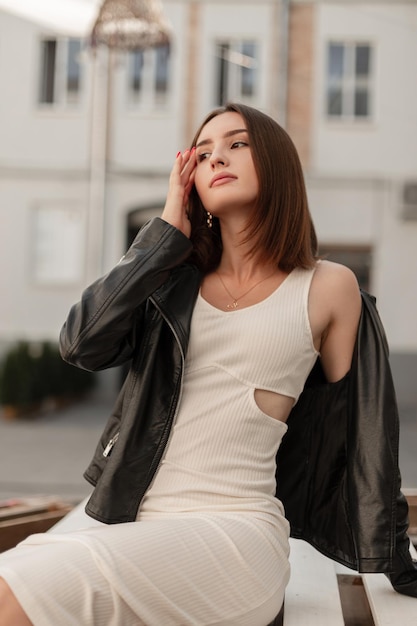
[193,112,259,218]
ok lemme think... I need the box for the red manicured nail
[176,151,181,158]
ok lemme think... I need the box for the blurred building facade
[0,0,416,406]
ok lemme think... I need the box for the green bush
[0,341,96,413]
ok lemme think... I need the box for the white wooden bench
[281,538,417,626]
[52,498,417,626]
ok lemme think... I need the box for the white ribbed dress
[0,268,318,626]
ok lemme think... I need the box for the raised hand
[161,148,197,238]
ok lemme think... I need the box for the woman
[0,104,410,625]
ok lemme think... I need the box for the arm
[310,261,362,382]
[60,150,197,372]
[59,218,193,371]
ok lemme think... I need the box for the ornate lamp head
[91,0,171,50]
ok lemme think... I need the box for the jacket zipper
[135,297,186,513]
[103,432,120,457]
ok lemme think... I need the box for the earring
[206,211,213,229]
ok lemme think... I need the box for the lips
[210,172,237,187]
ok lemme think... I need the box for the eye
[197,152,211,162]
[231,141,248,149]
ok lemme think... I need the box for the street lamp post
[86,0,171,281]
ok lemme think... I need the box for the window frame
[325,40,374,122]
[126,44,172,111]
[214,38,260,108]
[30,203,85,287]
[38,36,84,108]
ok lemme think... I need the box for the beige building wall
[286,2,315,168]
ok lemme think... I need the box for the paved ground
[0,395,416,504]
[0,395,112,503]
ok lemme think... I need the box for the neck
[217,252,276,283]
[215,213,276,280]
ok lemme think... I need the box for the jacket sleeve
[347,290,400,572]
[59,218,193,371]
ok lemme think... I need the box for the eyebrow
[195,128,248,149]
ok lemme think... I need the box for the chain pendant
[217,269,277,312]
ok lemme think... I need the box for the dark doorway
[126,206,164,250]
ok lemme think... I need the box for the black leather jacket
[60,217,404,574]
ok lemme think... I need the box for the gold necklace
[216,270,276,310]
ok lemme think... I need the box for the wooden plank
[0,503,62,522]
[362,543,417,626]
[0,508,72,553]
[284,538,345,626]
[0,496,73,518]
[337,574,375,626]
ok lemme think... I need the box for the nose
[209,147,228,168]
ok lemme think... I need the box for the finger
[180,149,196,178]
[180,146,195,163]
[173,153,181,170]
[178,166,195,197]
[170,151,183,178]
[179,149,193,173]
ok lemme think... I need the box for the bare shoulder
[311,259,361,306]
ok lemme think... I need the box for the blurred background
[0,0,416,502]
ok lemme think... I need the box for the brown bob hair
[187,103,318,274]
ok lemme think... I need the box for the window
[215,40,258,106]
[32,206,85,285]
[326,42,373,120]
[39,38,83,106]
[127,44,171,109]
